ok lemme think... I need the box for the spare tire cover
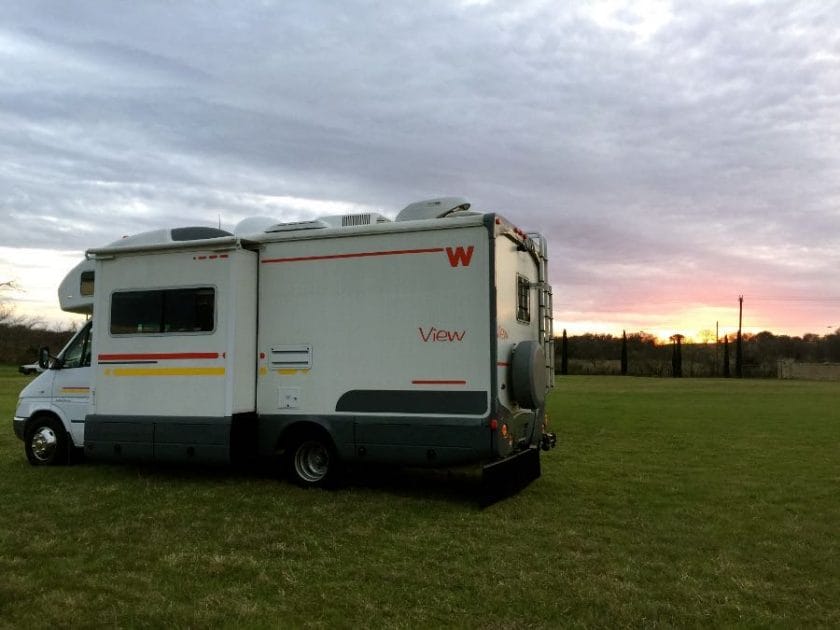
[511,340,547,409]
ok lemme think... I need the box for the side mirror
[38,347,55,370]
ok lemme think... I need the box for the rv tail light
[489,418,498,431]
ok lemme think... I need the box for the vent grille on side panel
[270,345,313,369]
[342,213,372,227]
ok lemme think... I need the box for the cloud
[0,1,838,334]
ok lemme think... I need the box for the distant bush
[0,322,76,366]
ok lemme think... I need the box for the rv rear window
[516,275,531,323]
[110,288,215,335]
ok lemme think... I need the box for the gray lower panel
[355,415,489,466]
[84,414,231,464]
[258,413,491,467]
[336,390,488,415]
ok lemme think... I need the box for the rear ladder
[528,233,554,390]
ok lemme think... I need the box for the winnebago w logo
[445,245,474,267]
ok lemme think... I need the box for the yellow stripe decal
[108,367,226,377]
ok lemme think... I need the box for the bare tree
[0,280,17,325]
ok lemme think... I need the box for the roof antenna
[218,213,222,230]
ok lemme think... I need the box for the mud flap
[480,447,541,507]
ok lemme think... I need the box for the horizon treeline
[555,330,840,378]
[4,313,840,379]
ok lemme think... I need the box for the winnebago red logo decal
[445,245,474,267]
[419,326,466,342]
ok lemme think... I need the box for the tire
[511,340,547,410]
[284,431,339,488]
[25,415,69,466]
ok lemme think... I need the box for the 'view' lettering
[418,327,466,342]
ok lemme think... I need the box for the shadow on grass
[78,457,487,507]
[347,464,484,506]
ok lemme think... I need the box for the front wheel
[285,433,340,488]
[25,416,69,466]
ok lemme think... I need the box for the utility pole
[715,320,719,377]
[736,295,743,378]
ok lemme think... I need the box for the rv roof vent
[342,212,391,227]
[265,219,330,233]
[319,213,391,228]
[234,216,279,236]
[395,197,471,222]
[171,227,232,241]
[107,226,233,248]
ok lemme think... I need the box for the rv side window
[110,288,215,335]
[516,275,531,323]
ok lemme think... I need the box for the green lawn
[1,368,838,627]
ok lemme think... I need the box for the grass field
[1,367,839,628]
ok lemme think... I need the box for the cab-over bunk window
[110,288,215,334]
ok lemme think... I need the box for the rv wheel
[25,415,69,466]
[285,433,339,488]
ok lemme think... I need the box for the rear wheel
[25,415,68,466]
[285,432,340,488]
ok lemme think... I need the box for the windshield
[58,321,92,369]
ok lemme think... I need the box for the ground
[1,369,838,627]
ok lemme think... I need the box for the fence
[777,360,840,381]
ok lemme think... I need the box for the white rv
[13,198,556,494]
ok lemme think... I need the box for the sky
[1,0,839,341]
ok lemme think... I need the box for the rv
[13,198,556,493]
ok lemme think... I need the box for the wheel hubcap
[294,441,330,483]
[31,427,57,462]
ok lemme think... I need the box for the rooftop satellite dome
[395,197,471,222]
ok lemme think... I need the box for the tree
[736,296,743,378]
[620,330,628,375]
[560,329,569,375]
[0,280,17,325]
[670,334,684,377]
[723,335,730,377]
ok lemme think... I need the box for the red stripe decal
[497,362,510,367]
[412,379,467,385]
[98,352,220,361]
[263,247,445,264]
